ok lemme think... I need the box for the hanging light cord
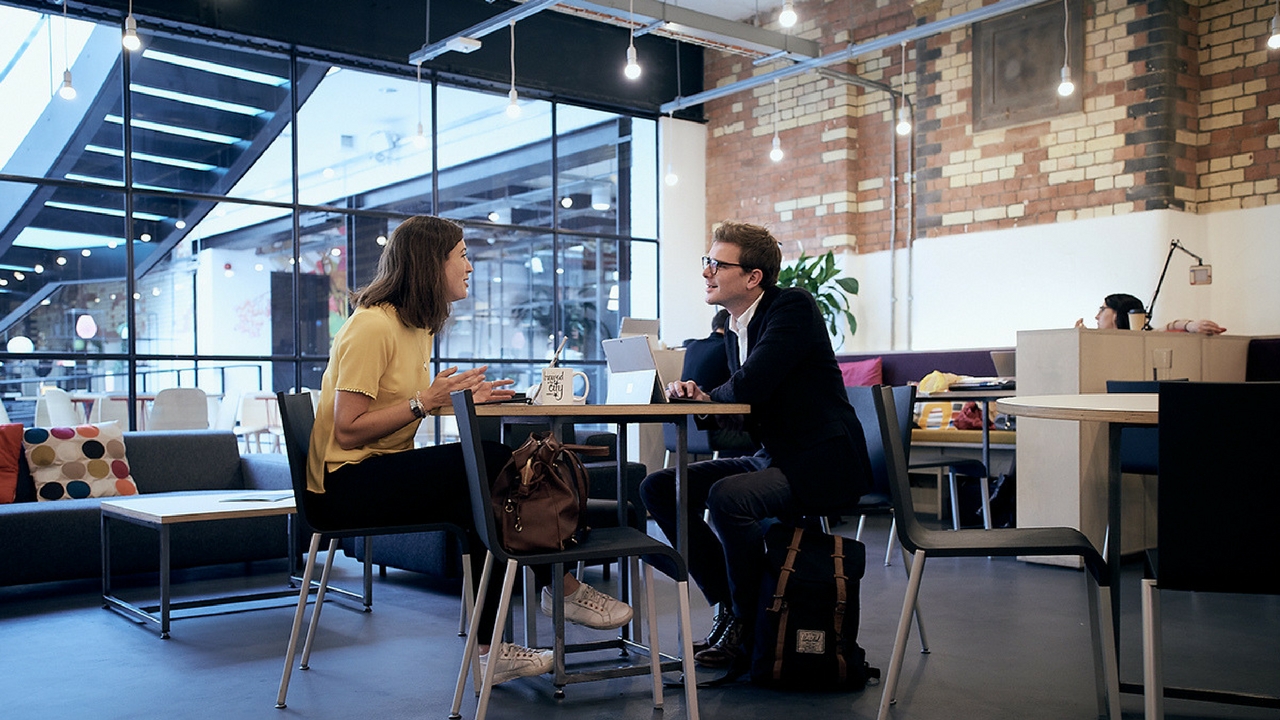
[62,0,70,70]
[509,20,516,94]
[772,78,780,141]
[628,0,636,51]
[1062,0,1070,69]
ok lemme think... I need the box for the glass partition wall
[0,4,658,429]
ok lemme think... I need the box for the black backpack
[750,524,878,691]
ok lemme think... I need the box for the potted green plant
[776,250,859,348]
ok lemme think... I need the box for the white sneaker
[479,643,553,685]
[540,582,634,630]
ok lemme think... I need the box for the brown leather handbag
[490,432,607,553]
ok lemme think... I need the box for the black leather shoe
[692,611,736,654]
[693,618,747,669]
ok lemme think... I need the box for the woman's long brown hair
[353,215,463,333]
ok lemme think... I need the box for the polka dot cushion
[22,422,138,502]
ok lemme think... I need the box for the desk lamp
[1144,239,1211,330]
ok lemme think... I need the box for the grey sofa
[0,430,293,588]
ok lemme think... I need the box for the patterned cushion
[22,422,138,501]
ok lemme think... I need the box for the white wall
[838,206,1280,351]
[658,117,712,347]
[656,199,1280,352]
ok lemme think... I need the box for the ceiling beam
[660,0,1045,114]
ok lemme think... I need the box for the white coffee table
[101,490,297,638]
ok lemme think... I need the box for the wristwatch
[408,396,426,419]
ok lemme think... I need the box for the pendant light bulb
[778,0,798,28]
[59,69,76,100]
[1057,65,1075,96]
[624,44,641,80]
[895,105,912,136]
[122,15,141,52]
[505,88,522,119]
[413,122,428,149]
[1268,13,1280,50]
[664,164,678,186]
[769,135,784,163]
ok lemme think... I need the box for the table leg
[101,513,112,605]
[615,422,635,643]
[675,420,689,561]
[158,525,171,639]
[1106,422,1123,652]
[980,400,993,530]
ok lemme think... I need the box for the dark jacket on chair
[707,285,873,514]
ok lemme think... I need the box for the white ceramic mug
[537,367,589,405]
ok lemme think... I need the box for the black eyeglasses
[702,256,750,275]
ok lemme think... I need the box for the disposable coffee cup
[1128,311,1147,331]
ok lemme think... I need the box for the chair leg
[819,516,832,533]
[676,579,700,720]
[277,532,321,709]
[854,514,867,541]
[643,563,663,708]
[979,477,993,530]
[451,552,494,720]
[1087,575,1123,720]
[459,552,472,637]
[299,538,339,670]
[1142,578,1163,720]
[878,549,927,720]
[523,566,538,648]
[884,516,896,567]
[477,559,521,720]
[948,470,961,530]
[362,535,373,611]
[897,543,929,653]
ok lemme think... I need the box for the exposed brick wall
[702,0,1279,258]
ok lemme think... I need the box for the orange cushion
[0,423,23,503]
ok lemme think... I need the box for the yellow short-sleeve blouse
[306,303,432,493]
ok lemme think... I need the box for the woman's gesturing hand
[422,365,517,408]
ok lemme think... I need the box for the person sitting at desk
[307,215,630,685]
[1074,292,1226,334]
[639,221,874,672]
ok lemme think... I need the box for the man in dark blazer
[639,221,873,670]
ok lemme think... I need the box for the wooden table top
[432,401,751,420]
[100,490,296,524]
[995,393,1157,425]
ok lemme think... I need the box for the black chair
[1141,381,1280,719]
[274,392,473,709]
[871,385,1120,720]
[448,389,699,720]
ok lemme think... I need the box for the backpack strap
[771,526,806,681]
[832,534,848,684]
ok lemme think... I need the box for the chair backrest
[1156,381,1280,595]
[451,388,510,561]
[275,392,322,534]
[662,417,716,456]
[0,398,9,424]
[846,385,916,500]
[871,385,927,554]
[147,388,210,430]
[36,387,82,426]
[1106,379,1165,475]
[89,393,131,426]
[238,392,277,429]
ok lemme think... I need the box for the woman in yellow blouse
[307,215,629,685]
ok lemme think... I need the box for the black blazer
[707,286,873,514]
